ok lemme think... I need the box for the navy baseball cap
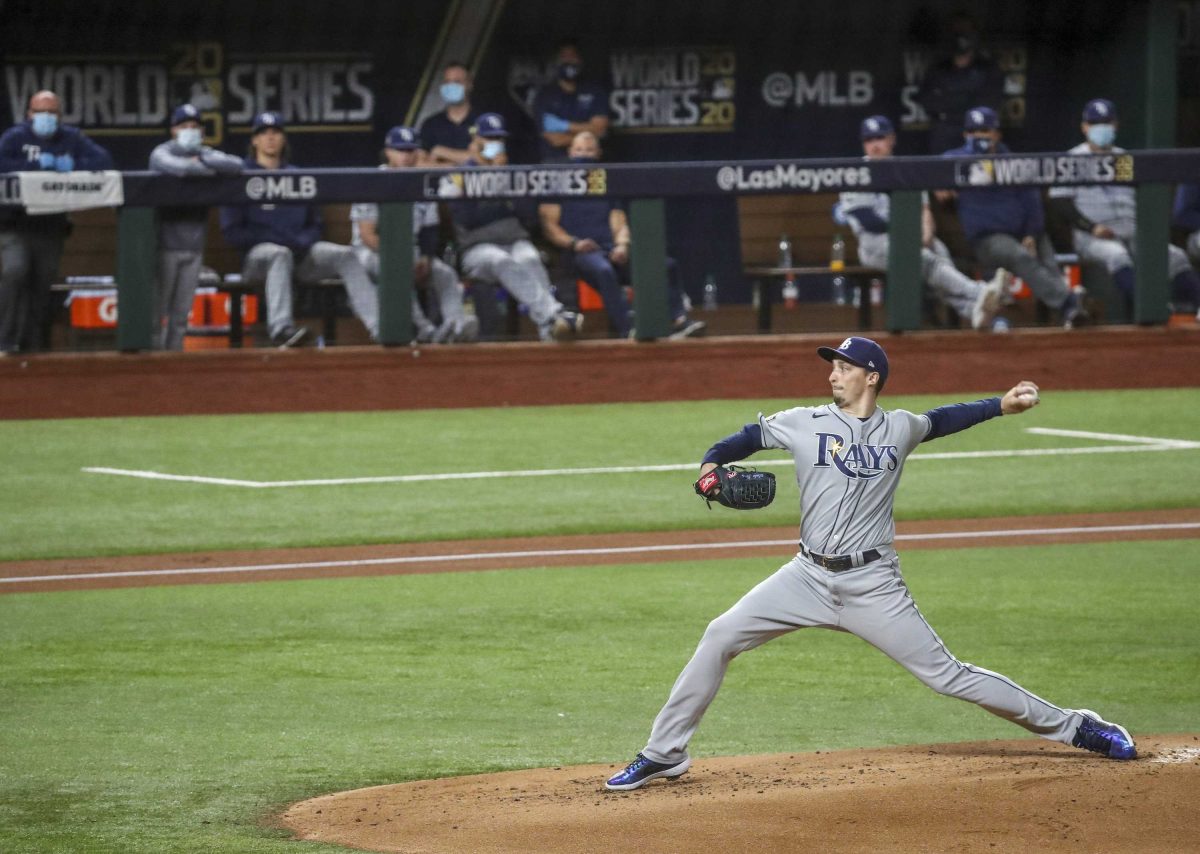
[384,125,420,150]
[252,111,285,134]
[817,336,890,385]
[1082,98,1117,123]
[472,112,508,138]
[963,106,999,131]
[170,104,200,126]
[860,115,894,140]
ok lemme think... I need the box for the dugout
[0,0,1192,346]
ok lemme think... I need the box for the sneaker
[668,318,707,339]
[271,326,309,348]
[452,315,480,343]
[415,321,438,344]
[1061,290,1090,329]
[550,310,584,341]
[1071,709,1137,760]
[972,268,1009,330]
[605,753,691,791]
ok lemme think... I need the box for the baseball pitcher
[606,336,1136,791]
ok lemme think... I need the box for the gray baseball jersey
[1048,143,1135,240]
[638,397,1088,767]
[759,403,926,555]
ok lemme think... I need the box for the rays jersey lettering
[814,432,899,479]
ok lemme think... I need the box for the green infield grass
[0,388,1197,561]
[0,539,1197,852]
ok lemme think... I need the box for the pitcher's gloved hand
[694,465,776,510]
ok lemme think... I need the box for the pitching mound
[281,735,1200,853]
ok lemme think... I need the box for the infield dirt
[281,735,1200,853]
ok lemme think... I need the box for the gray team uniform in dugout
[1048,142,1194,279]
[838,188,987,321]
[642,402,1087,765]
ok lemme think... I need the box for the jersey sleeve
[890,409,932,456]
[757,406,810,452]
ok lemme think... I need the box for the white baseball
[1018,390,1039,403]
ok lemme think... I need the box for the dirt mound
[281,735,1199,853]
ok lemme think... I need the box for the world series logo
[954,154,1133,188]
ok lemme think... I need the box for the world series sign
[954,153,1134,187]
[608,47,736,134]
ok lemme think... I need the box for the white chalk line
[3,521,1197,586]
[81,428,1200,489]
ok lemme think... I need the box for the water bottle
[779,233,798,309]
[702,273,718,310]
[830,231,846,272]
[870,277,884,306]
[832,275,848,306]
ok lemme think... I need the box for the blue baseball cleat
[605,753,691,791]
[1072,709,1137,760]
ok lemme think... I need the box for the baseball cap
[251,111,285,134]
[860,115,894,140]
[1082,98,1117,123]
[963,106,999,132]
[817,336,890,386]
[170,104,200,126]
[472,112,508,138]
[384,125,420,150]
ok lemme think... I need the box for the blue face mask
[968,135,993,154]
[569,155,597,163]
[176,127,203,151]
[31,111,58,137]
[481,140,505,160]
[1086,124,1115,148]
[440,82,466,105]
[558,62,582,82]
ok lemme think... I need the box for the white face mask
[1086,124,1115,148]
[176,127,203,151]
[482,140,505,159]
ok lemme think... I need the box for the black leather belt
[800,544,881,572]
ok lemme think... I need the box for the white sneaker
[972,268,1009,330]
[550,310,584,341]
[452,315,479,342]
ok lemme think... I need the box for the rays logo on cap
[970,110,983,126]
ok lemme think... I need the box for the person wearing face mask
[148,104,243,350]
[448,113,582,341]
[944,106,1086,329]
[1050,99,1200,323]
[537,131,704,339]
[914,16,1005,154]
[531,40,610,163]
[349,126,477,344]
[838,115,1007,331]
[418,61,482,167]
[0,89,113,354]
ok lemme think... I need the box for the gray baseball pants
[856,233,983,320]
[156,249,202,351]
[1074,230,1195,279]
[460,239,562,327]
[972,233,1070,310]
[642,552,1085,765]
[358,249,466,331]
[244,241,379,339]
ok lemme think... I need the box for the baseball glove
[694,465,776,510]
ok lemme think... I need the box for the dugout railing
[3,148,1197,350]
